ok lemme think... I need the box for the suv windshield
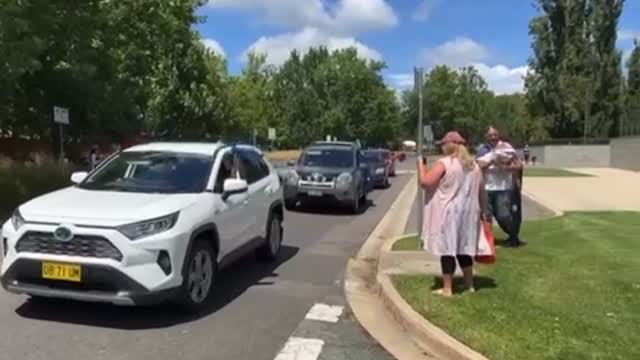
[301,148,354,168]
[363,151,386,163]
[79,151,213,193]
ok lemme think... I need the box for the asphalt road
[0,162,416,360]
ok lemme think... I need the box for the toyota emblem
[53,225,73,242]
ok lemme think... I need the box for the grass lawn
[265,150,301,162]
[392,212,640,360]
[392,235,421,251]
[524,167,591,177]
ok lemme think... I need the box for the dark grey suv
[282,141,369,213]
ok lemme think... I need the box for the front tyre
[351,191,361,214]
[256,211,283,261]
[284,199,297,210]
[178,239,217,312]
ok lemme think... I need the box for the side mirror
[70,172,88,184]
[222,178,248,200]
[287,160,296,167]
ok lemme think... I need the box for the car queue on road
[0,139,405,312]
[279,140,405,214]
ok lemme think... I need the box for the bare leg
[461,266,475,292]
[457,255,475,292]
[435,256,455,297]
[442,274,454,296]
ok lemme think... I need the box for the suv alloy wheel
[178,238,217,312]
[256,211,283,261]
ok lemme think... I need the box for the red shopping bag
[475,221,496,264]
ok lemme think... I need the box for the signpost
[414,67,424,238]
[268,127,276,141]
[53,106,69,163]
[423,124,434,152]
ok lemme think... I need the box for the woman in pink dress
[417,131,485,297]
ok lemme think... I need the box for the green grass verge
[392,235,421,251]
[392,212,640,360]
[523,167,591,177]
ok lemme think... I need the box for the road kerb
[377,251,490,360]
[521,191,564,217]
[345,173,494,359]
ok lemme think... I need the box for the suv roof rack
[312,140,357,147]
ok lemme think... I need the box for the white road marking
[395,169,416,175]
[304,303,344,323]
[274,337,324,360]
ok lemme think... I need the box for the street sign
[268,127,276,141]
[423,125,434,143]
[53,106,69,125]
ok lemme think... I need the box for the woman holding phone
[417,131,485,297]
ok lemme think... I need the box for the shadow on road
[290,199,376,216]
[14,245,300,330]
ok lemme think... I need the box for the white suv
[0,142,284,311]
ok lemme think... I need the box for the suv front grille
[16,231,123,261]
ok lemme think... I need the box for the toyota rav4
[0,142,284,312]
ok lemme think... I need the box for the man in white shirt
[476,127,523,247]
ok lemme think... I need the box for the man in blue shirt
[476,127,523,247]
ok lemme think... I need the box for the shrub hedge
[0,163,74,220]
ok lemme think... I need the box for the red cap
[436,131,466,145]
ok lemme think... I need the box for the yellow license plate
[42,262,82,282]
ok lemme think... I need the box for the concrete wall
[529,145,610,168]
[610,136,640,171]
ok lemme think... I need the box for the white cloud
[618,29,639,41]
[416,37,527,94]
[387,73,415,90]
[201,38,226,57]
[243,27,382,66]
[472,63,528,95]
[421,37,491,68]
[412,0,441,22]
[208,0,397,35]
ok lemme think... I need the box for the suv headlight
[375,168,385,175]
[11,209,25,231]
[337,172,352,184]
[118,212,179,240]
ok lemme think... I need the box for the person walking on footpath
[476,126,523,247]
[417,131,485,297]
[89,145,99,171]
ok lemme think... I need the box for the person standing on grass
[476,127,524,247]
[417,131,485,297]
[512,159,524,241]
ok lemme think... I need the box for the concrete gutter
[521,191,564,217]
[377,234,490,360]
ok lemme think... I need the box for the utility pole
[414,67,424,238]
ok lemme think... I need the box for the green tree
[526,0,625,139]
[227,53,277,143]
[625,40,640,134]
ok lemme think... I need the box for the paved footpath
[523,167,640,212]
[0,162,419,360]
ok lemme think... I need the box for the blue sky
[197,0,640,94]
